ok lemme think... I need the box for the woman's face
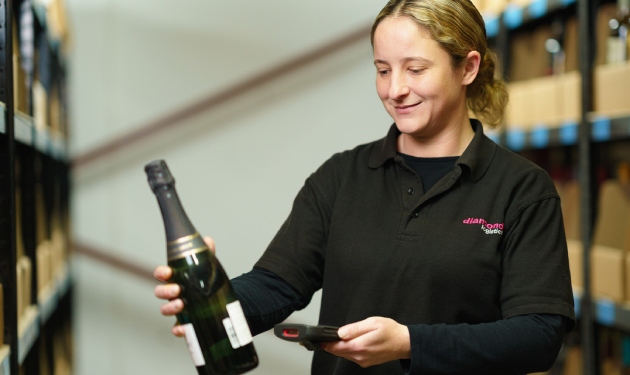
[373,16,469,140]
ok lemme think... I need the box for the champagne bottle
[145,160,258,375]
[607,0,630,64]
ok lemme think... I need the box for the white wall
[67,1,392,374]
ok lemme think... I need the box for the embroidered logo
[462,217,504,235]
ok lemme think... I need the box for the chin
[394,119,428,135]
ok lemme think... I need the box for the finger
[203,236,216,254]
[172,323,186,337]
[338,318,377,340]
[155,283,181,300]
[154,266,173,282]
[160,299,184,316]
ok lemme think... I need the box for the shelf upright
[577,0,598,373]
[0,0,16,374]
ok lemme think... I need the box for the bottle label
[222,318,242,349]
[226,301,253,347]
[182,323,206,366]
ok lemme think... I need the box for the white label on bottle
[223,318,242,349]
[182,323,206,366]
[226,301,253,346]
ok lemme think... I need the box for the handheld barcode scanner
[274,323,341,351]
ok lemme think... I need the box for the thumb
[338,318,374,340]
[203,236,216,254]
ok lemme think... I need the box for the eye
[377,69,390,77]
[409,68,424,74]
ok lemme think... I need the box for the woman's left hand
[324,317,411,368]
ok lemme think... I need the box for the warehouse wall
[66,1,392,374]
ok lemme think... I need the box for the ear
[462,51,481,86]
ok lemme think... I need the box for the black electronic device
[274,323,341,351]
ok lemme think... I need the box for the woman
[155,0,575,373]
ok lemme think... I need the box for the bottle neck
[154,185,197,242]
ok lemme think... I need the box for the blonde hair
[371,0,508,127]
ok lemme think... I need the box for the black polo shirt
[255,119,575,374]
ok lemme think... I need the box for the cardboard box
[561,71,581,124]
[510,31,536,81]
[530,75,563,126]
[563,346,583,375]
[593,180,630,249]
[20,256,32,312]
[37,241,51,294]
[591,180,630,302]
[506,75,565,128]
[564,16,579,73]
[506,80,534,129]
[33,80,48,132]
[484,0,507,15]
[567,240,583,289]
[594,61,630,117]
[592,245,625,301]
[16,263,23,321]
[561,180,581,241]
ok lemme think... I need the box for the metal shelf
[484,0,577,38]
[0,105,68,161]
[574,291,630,332]
[38,263,71,325]
[494,115,630,151]
[0,346,10,375]
[17,306,39,365]
[15,262,72,365]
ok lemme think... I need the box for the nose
[389,73,409,100]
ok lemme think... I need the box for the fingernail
[338,328,347,339]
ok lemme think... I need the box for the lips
[394,102,421,114]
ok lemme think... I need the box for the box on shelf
[484,0,507,15]
[19,256,32,314]
[510,25,553,81]
[505,80,533,129]
[33,80,49,132]
[557,180,583,289]
[506,75,567,129]
[564,16,578,73]
[561,71,581,124]
[37,240,52,295]
[592,245,625,302]
[591,180,630,302]
[568,241,583,290]
[16,261,23,321]
[594,61,630,117]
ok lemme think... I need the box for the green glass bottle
[145,160,258,375]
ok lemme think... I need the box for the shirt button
[412,211,420,218]
[407,188,414,195]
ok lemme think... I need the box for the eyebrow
[374,56,433,65]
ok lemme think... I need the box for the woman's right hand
[153,236,216,337]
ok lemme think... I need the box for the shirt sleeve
[500,195,576,326]
[231,267,310,336]
[402,314,567,375]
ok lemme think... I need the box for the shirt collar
[368,119,496,182]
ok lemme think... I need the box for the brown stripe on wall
[74,241,156,283]
[71,24,372,170]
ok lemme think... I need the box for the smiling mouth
[394,102,421,113]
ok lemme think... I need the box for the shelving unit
[489,114,630,151]
[481,0,630,373]
[0,0,71,374]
